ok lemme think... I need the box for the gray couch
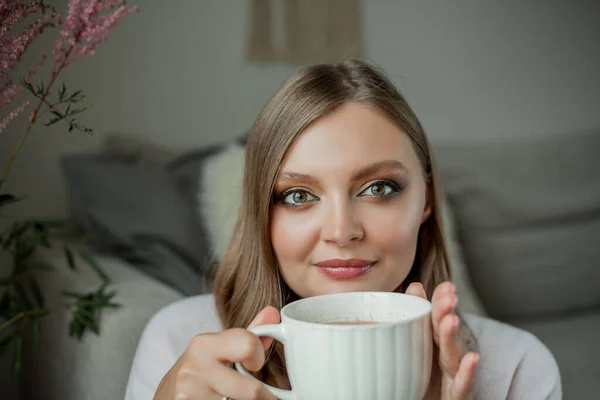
[434,131,600,399]
[15,131,600,399]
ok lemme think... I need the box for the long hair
[214,59,453,387]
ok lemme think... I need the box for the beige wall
[2,0,599,222]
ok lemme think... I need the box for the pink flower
[1,13,55,71]
[54,0,139,66]
[0,0,138,137]
[0,100,30,134]
[1,1,57,84]
[0,83,19,111]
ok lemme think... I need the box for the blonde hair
[214,59,453,387]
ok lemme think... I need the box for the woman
[125,60,561,400]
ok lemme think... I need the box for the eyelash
[275,179,404,208]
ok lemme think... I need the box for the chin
[312,280,394,297]
[284,270,405,299]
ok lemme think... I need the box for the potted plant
[0,0,138,377]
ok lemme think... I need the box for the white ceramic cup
[235,291,433,400]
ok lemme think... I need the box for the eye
[281,189,318,206]
[360,180,401,197]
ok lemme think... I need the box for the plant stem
[0,298,116,332]
[0,309,49,332]
[1,45,74,183]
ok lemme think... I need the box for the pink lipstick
[314,258,376,280]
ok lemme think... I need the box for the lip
[314,258,376,268]
[314,258,376,280]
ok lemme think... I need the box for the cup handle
[234,324,296,400]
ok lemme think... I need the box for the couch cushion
[19,246,184,400]
[513,311,600,400]
[61,155,210,296]
[432,131,600,319]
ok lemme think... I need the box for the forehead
[280,103,420,173]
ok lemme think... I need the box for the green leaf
[32,222,51,247]
[72,123,93,134]
[35,218,68,231]
[29,261,55,271]
[0,194,21,207]
[0,335,14,357]
[0,291,11,318]
[72,313,88,339]
[29,277,45,308]
[79,251,109,283]
[76,307,94,323]
[89,317,100,335]
[32,320,41,350]
[14,282,32,310]
[59,82,66,102]
[68,90,84,102]
[64,246,76,270]
[78,307,100,335]
[19,77,34,94]
[33,222,46,233]
[67,104,91,116]
[50,110,63,118]
[43,116,62,126]
[62,290,82,299]
[2,221,30,249]
[12,336,22,378]
[35,79,44,96]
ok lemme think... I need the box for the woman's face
[270,103,431,298]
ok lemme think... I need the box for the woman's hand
[406,281,480,400]
[153,307,280,400]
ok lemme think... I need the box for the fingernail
[473,353,480,365]
[175,393,188,400]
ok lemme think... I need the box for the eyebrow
[277,160,407,186]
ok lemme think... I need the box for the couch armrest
[19,247,184,400]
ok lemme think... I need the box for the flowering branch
[0,0,139,378]
[0,0,139,183]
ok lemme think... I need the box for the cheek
[364,196,425,257]
[270,208,319,264]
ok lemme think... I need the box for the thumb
[405,281,427,299]
[248,306,281,351]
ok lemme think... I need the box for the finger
[169,365,217,400]
[431,286,457,345]
[207,362,277,400]
[431,281,455,305]
[248,306,281,351]
[405,281,427,299]
[204,328,267,372]
[439,314,461,377]
[450,352,479,399]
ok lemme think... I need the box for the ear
[421,182,433,224]
[421,201,432,224]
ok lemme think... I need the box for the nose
[321,198,364,247]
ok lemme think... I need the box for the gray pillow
[61,155,210,295]
[433,131,600,320]
[167,134,249,263]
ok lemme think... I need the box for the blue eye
[360,181,401,197]
[281,190,317,206]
